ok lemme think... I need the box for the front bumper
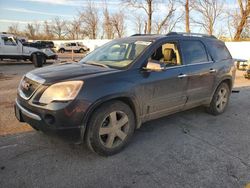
[15,99,41,121]
[14,96,91,132]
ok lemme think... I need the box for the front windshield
[79,39,152,69]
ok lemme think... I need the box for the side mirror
[143,61,165,72]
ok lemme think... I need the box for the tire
[79,48,85,53]
[86,101,135,156]
[41,55,46,65]
[32,54,39,67]
[32,53,44,67]
[206,82,230,115]
[59,48,65,53]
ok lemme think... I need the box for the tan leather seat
[161,48,177,65]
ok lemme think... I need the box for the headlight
[39,81,83,104]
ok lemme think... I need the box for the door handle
[178,74,188,78]
[209,68,217,73]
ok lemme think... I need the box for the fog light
[44,114,55,125]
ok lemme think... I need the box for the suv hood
[27,63,118,84]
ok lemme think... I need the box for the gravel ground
[0,60,250,188]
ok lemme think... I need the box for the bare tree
[43,21,54,40]
[185,0,191,33]
[33,22,42,38]
[7,23,20,35]
[234,0,250,40]
[111,12,126,38]
[52,17,67,39]
[154,0,183,34]
[191,0,223,35]
[124,0,154,34]
[66,19,82,40]
[25,23,36,39]
[132,14,146,34]
[79,1,99,39]
[103,4,114,39]
[226,7,240,40]
[176,0,192,32]
[241,24,250,38]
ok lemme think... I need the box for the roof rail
[130,34,158,37]
[166,32,217,39]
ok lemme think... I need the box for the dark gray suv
[15,32,236,156]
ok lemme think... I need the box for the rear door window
[181,40,208,65]
[207,41,232,61]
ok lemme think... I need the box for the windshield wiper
[85,61,109,68]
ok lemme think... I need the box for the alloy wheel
[216,87,228,112]
[99,111,129,149]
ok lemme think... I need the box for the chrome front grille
[19,77,40,99]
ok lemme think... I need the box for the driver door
[2,37,19,56]
[141,41,188,121]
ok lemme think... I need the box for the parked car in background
[0,33,57,67]
[35,40,55,48]
[244,69,250,79]
[56,42,89,53]
[15,32,236,156]
[24,40,55,49]
[235,59,249,70]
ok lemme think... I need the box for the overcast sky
[0,0,237,36]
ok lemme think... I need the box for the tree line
[7,0,250,41]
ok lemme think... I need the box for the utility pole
[185,0,190,33]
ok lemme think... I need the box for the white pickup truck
[0,34,57,67]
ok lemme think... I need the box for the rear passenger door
[180,40,216,106]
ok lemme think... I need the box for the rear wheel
[206,83,230,115]
[32,53,45,67]
[86,101,135,156]
[59,48,65,53]
[79,48,85,53]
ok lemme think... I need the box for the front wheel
[86,101,135,156]
[206,83,230,115]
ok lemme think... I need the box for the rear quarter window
[207,41,232,61]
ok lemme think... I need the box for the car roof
[126,32,219,43]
